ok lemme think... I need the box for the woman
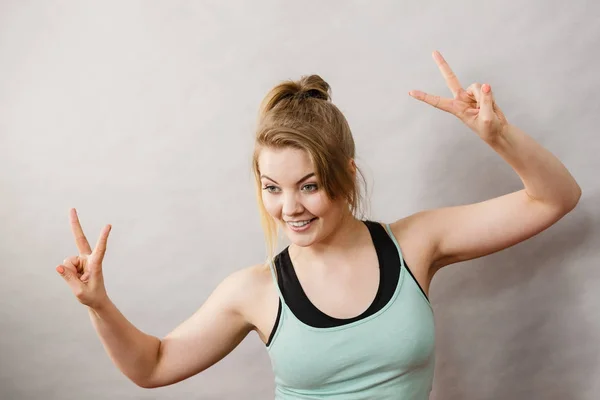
[56,51,581,399]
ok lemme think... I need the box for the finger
[433,50,463,97]
[479,84,495,122]
[93,224,112,262]
[61,260,79,275]
[408,90,454,113]
[466,83,482,106]
[80,271,91,282]
[70,208,92,255]
[63,256,82,274]
[56,264,84,293]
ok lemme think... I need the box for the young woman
[56,51,581,399]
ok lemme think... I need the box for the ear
[349,158,357,175]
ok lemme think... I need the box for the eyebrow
[260,172,315,185]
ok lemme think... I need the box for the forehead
[258,147,314,177]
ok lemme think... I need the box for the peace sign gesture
[409,51,509,142]
[56,209,112,309]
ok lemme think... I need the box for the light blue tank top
[266,223,435,399]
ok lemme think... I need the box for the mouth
[286,217,318,232]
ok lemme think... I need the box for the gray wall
[1,1,598,399]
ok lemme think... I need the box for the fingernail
[483,84,491,93]
[57,266,65,274]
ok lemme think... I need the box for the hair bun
[297,75,330,101]
[259,74,331,119]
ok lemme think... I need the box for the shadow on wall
[424,132,596,400]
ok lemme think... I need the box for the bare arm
[88,300,162,387]
[59,211,260,389]
[403,52,581,275]
[397,125,581,275]
[87,267,256,388]
[144,268,255,388]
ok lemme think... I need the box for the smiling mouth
[286,217,317,228]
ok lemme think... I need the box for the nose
[282,191,304,218]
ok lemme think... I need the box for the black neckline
[274,220,401,328]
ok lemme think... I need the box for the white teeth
[288,219,313,227]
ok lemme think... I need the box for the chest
[294,255,381,319]
[267,280,436,393]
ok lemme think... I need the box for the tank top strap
[268,257,286,304]
[383,223,406,269]
[383,222,432,306]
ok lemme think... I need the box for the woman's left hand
[409,51,509,143]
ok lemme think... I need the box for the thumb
[56,265,84,293]
[479,84,495,123]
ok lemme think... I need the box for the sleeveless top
[266,220,436,399]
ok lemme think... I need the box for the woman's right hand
[56,208,112,309]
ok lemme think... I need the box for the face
[258,147,349,247]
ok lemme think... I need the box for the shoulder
[389,211,434,247]
[218,263,279,325]
[219,263,274,303]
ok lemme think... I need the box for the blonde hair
[252,74,368,261]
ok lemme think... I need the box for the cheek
[262,193,280,217]
[306,193,333,216]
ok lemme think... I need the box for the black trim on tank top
[266,300,281,346]
[271,221,430,333]
[273,220,397,328]
[266,220,430,346]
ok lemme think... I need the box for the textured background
[1,1,598,399]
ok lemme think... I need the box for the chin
[289,238,315,248]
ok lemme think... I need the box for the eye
[302,183,318,192]
[262,185,280,193]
